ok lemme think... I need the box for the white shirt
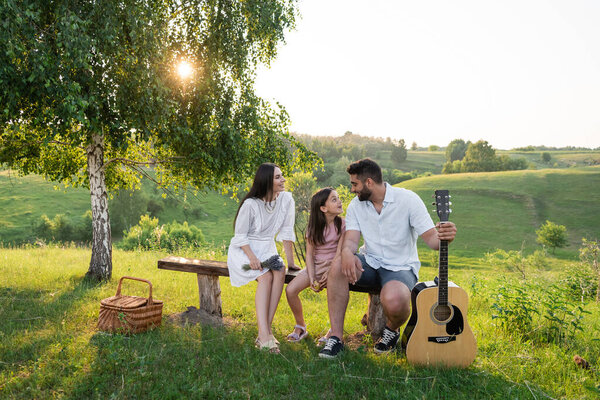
[345,183,434,278]
[227,191,295,287]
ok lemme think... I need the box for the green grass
[1,246,598,399]
[2,163,600,398]
[402,166,600,257]
[0,171,91,243]
[0,170,238,247]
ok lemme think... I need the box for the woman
[227,163,299,353]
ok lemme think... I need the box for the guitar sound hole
[432,304,452,323]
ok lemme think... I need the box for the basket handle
[115,276,154,305]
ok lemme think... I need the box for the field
[0,170,238,247]
[404,167,600,257]
[1,167,599,398]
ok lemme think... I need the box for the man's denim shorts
[353,254,418,291]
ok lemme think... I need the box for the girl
[285,187,345,342]
[227,163,299,354]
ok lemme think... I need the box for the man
[319,158,457,358]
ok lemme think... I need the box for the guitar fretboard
[435,189,451,308]
[438,239,448,306]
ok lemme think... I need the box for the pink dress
[303,218,346,281]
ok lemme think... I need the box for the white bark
[85,133,112,281]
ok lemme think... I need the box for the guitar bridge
[428,336,457,343]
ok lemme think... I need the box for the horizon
[291,131,599,151]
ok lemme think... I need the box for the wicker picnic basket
[98,276,163,334]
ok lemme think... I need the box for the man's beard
[357,187,372,201]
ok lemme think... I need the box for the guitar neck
[434,189,451,307]
[438,239,449,306]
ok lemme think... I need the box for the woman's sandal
[286,325,308,342]
[255,337,280,354]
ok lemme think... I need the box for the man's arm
[340,230,362,284]
[420,222,457,250]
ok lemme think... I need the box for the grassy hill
[401,166,600,257]
[0,170,238,246]
[2,167,599,258]
[0,171,91,243]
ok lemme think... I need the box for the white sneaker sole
[373,347,396,354]
[318,351,342,359]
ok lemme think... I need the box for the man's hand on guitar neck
[436,221,457,242]
[420,222,457,250]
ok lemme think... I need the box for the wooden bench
[158,256,386,338]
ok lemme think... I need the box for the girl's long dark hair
[307,187,342,246]
[233,163,278,228]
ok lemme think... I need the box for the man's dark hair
[346,158,383,184]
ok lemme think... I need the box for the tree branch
[100,156,186,171]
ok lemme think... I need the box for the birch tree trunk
[85,133,113,281]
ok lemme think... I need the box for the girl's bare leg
[285,272,311,335]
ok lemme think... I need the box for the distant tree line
[297,133,540,180]
[297,132,416,187]
[513,145,599,151]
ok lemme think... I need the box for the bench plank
[158,256,300,283]
[158,256,377,293]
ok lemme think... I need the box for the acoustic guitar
[401,189,477,367]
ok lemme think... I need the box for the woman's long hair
[306,187,342,246]
[233,163,278,228]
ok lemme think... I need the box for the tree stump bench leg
[197,274,222,316]
[362,293,386,341]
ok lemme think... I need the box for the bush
[492,281,539,333]
[119,215,205,251]
[541,152,551,163]
[52,214,73,241]
[35,215,54,239]
[119,215,160,250]
[162,221,205,251]
[539,284,590,344]
[442,159,464,174]
[482,248,548,279]
[34,213,90,243]
[579,238,599,302]
[561,262,596,302]
[536,220,568,253]
[492,280,590,345]
[382,169,414,185]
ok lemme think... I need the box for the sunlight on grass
[1,246,599,398]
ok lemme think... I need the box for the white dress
[227,191,295,287]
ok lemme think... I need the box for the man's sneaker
[374,326,400,354]
[318,336,344,359]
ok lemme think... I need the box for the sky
[255,0,600,150]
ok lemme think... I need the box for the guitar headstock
[433,189,451,223]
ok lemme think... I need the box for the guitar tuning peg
[432,202,436,206]
[448,201,452,206]
[449,208,452,213]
